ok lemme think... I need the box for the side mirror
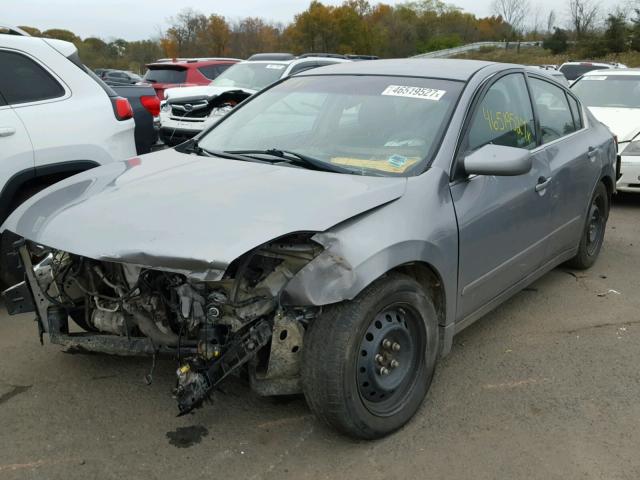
[463,144,533,176]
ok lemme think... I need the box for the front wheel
[566,182,609,270]
[301,273,439,439]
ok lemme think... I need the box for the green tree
[543,27,569,54]
[42,28,79,43]
[631,9,640,51]
[604,12,628,54]
[197,14,231,56]
[17,25,41,36]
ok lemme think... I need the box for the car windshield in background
[559,64,608,81]
[572,75,640,108]
[143,67,187,84]
[198,75,463,177]
[211,63,286,90]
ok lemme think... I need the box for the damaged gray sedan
[1,59,617,439]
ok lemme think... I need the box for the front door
[0,104,34,221]
[450,72,554,321]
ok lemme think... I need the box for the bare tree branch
[491,0,531,35]
[567,0,599,38]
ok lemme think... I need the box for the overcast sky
[3,0,625,41]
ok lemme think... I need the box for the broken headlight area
[14,233,322,414]
[166,90,252,121]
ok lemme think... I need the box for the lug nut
[375,354,384,364]
[390,359,400,369]
[392,342,401,352]
[382,339,392,350]
[378,366,390,376]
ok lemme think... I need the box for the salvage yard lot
[1,195,639,480]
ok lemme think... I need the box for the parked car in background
[142,58,240,99]
[159,55,351,146]
[0,25,136,286]
[94,68,112,77]
[102,83,160,154]
[247,53,295,61]
[559,61,627,84]
[2,59,616,440]
[571,69,640,192]
[528,66,569,86]
[102,69,142,85]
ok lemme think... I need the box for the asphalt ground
[1,194,639,480]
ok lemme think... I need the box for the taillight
[140,95,161,117]
[111,97,133,121]
[126,157,142,168]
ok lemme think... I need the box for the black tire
[0,183,49,288]
[301,272,439,439]
[566,182,609,270]
[0,230,24,288]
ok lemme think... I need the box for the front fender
[281,167,459,333]
[282,236,457,330]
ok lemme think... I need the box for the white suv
[159,56,351,146]
[0,25,136,284]
[558,61,627,84]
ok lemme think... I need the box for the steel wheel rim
[356,303,425,417]
[586,198,604,256]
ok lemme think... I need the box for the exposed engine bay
[13,234,322,414]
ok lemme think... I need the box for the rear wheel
[0,230,23,288]
[301,273,439,439]
[566,182,609,270]
[0,184,50,288]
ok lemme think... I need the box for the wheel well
[391,262,446,327]
[11,173,71,207]
[601,175,613,202]
[0,161,99,225]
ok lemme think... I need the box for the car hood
[2,149,406,280]
[588,107,640,142]
[165,85,257,101]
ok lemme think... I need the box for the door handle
[0,127,16,137]
[587,146,599,159]
[535,176,553,192]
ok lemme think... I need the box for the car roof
[241,57,351,67]
[241,60,291,65]
[148,58,240,67]
[561,61,616,67]
[581,68,639,76]
[0,24,31,36]
[295,58,498,81]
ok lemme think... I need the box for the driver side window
[467,73,537,152]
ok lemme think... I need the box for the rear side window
[143,67,187,84]
[0,50,65,105]
[567,95,583,130]
[289,62,318,75]
[529,77,576,144]
[559,64,609,81]
[467,73,537,151]
[198,64,231,80]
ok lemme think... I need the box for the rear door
[0,52,35,222]
[527,75,598,259]
[450,72,554,320]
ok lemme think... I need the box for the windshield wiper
[226,148,355,174]
[181,140,271,163]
